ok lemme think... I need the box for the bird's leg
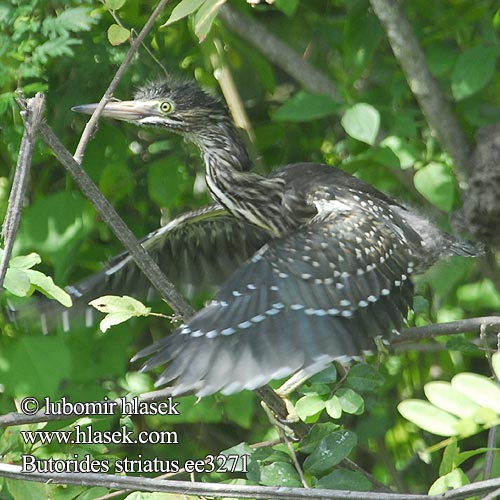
[259,400,298,438]
[255,386,309,439]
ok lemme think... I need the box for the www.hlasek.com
[19,396,248,474]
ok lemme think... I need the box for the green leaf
[194,0,226,42]
[455,447,500,468]
[336,388,364,415]
[325,396,342,419]
[345,363,384,392]
[317,469,372,491]
[220,442,254,472]
[259,462,302,487]
[26,269,72,307]
[89,295,150,315]
[90,295,151,332]
[413,162,456,212]
[274,0,299,16]
[299,423,340,454]
[99,311,138,333]
[42,7,96,37]
[273,91,341,122]
[343,11,383,79]
[105,0,126,10]
[341,103,380,145]
[492,352,500,381]
[451,373,500,414]
[4,268,31,297]
[426,45,458,77]
[308,364,337,384]
[424,381,478,418]
[380,136,419,169]
[452,46,499,100]
[428,468,469,495]
[295,394,326,421]
[398,400,459,436]
[9,253,41,270]
[161,0,206,27]
[1,336,72,398]
[303,430,357,475]
[107,24,130,46]
[439,439,459,476]
[6,478,49,500]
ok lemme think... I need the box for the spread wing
[135,207,415,397]
[10,204,270,333]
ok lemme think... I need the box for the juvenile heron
[69,78,479,396]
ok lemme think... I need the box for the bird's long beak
[72,100,153,122]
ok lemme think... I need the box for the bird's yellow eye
[160,101,173,113]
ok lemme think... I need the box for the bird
[52,77,480,396]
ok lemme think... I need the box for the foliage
[1,0,500,499]
[0,248,71,305]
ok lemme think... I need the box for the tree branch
[1,462,500,499]
[369,0,472,185]
[73,0,172,163]
[389,316,500,345]
[34,119,194,318]
[0,94,45,294]
[218,5,341,100]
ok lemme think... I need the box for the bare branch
[0,94,45,294]
[36,119,194,318]
[1,462,500,499]
[218,5,340,100]
[369,0,472,184]
[390,316,500,345]
[74,0,171,163]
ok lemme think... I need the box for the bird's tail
[448,238,485,258]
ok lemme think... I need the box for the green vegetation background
[0,0,499,498]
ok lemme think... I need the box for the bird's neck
[191,126,305,236]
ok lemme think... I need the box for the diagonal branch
[34,117,194,318]
[369,0,472,184]
[74,0,172,163]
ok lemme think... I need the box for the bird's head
[72,78,230,135]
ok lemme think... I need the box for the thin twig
[0,94,45,294]
[369,0,471,185]
[73,0,171,163]
[218,5,341,100]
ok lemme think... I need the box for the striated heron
[53,78,480,396]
